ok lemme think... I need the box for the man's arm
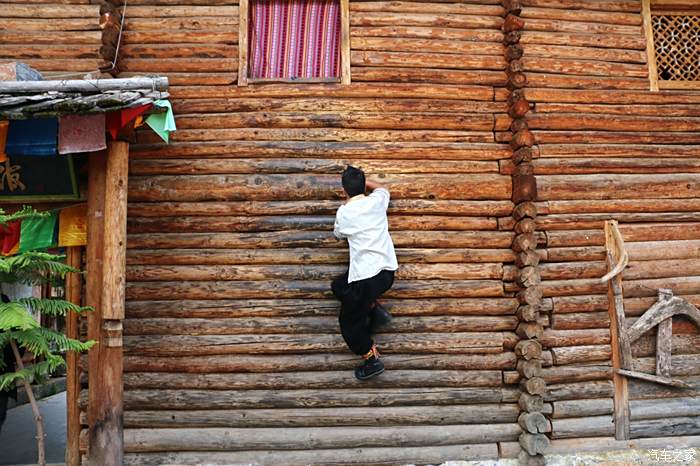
[365,179,386,192]
[366,179,390,210]
[333,211,347,240]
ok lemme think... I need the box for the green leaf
[35,328,96,353]
[0,366,33,391]
[0,206,49,226]
[0,302,38,331]
[0,252,81,285]
[0,331,12,349]
[17,298,92,317]
[11,329,50,357]
[0,355,66,391]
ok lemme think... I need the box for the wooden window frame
[238,0,350,86]
[643,0,700,91]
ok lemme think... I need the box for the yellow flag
[58,204,88,247]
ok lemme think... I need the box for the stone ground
[438,448,700,466]
[0,391,66,465]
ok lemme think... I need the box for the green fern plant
[0,207,95,466]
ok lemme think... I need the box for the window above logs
[238,0,351,86]
[643,0,700,90]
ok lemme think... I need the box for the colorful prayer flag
[19,211,57,252]
[58,204,87,247]
[1,220,20,255]
[106,104,152,139]
[6,119,58,156]
[58,114,107,155]
[145,100,176,143]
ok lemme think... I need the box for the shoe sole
[356,367,385,380]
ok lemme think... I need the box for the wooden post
[86,150,106,439]
[87,141,128,466]
[238,0,249,86]
[642,0,659,92]
[102,141,129,321]
[604,220,630,440]
[340,0,351,85]
[64,246,82,466]
[656,318,673,378]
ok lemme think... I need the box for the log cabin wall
[120,1,527,464]
[514,0,700,446]
[3,0,699,462]
[0,1,100,77]
[0,2,101,464]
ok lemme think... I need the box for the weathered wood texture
[0,3,99,77]
[8,0,700,460]
[103,0,523,463]
[520,0,700,445]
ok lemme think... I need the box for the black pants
[331,269,395,355]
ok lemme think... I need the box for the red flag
[1,220,20,255]
[106,104,153,139]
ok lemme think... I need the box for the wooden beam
[86,150,106,442]
[0,77,168,94]
[627,294,700,343]
[341,0,351,85]
[102,140,129,321]
[87,142,128,466]
[660,81,700,90]
[656,318,673,378]
[642,0,659,92]
[238,0,249,86]
[651,0,700,8]
[64,246,82,466]
[604,220,630,440]
[617,369,691,388]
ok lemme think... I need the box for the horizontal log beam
[126,279,507,300]
[552,399,614,419]
[126,247,515,266]
[124,404,520,428]
[128,173,512,202]
[122,443,499,466]
[121,352,518,374]
[126,230,516,250]
[124,297,518,319]
[122,370,503,390]
[122,315,518,336]
[123,332,511,356]
[550,415,615,439]
[120,387,519,410]
[123,425,521,452]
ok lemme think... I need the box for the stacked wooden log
[0,1,100,77]
[501,2,549,464]
[514,0,700,450]
[106,0,525,464]
[99,0,123,75]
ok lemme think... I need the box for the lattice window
[643,0,700,90]
[651,14,700,81]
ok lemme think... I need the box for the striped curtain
[249,0,341,80]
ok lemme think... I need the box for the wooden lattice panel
[652,14,700,81]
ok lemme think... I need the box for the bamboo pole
[65,246,82,466]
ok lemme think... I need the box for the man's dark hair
[342,165,365,197]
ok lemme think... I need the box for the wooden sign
[0,154,78,202]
